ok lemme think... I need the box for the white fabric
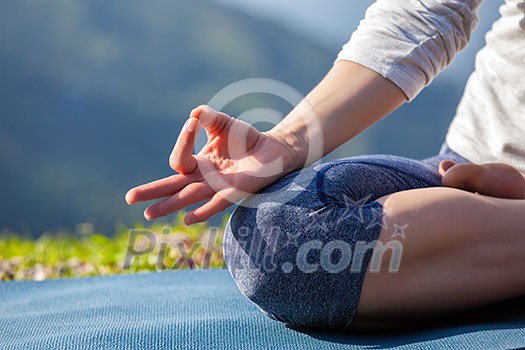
[336,0,525,173]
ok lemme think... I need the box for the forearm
[267,0,481,173]
[267,60,406,172]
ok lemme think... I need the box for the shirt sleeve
[335,0,482,101]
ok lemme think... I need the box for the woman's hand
[126,62,407,225]
[125,105,300,224]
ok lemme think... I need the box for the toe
[439,160,457,176]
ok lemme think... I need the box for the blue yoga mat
[1,269,524,349]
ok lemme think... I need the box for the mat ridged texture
[1,269,524,349]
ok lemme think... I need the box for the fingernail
[189,107,200,118]
[125,190,133,204]
[184,213,195,225]
[144,210,152,221]
[186,118,198,132]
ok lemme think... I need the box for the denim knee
[223,188,384,330]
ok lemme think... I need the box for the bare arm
[268,60,406,172]
[125,61,406,223]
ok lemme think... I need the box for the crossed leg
[354,187,525,328]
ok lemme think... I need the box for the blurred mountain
[0,0,474,235]
[0,0,332,234]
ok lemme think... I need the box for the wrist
[265,126,309,174]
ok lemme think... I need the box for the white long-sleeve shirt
[336,0,525,174]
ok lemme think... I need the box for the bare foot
[439,160,525,199]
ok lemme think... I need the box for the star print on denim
[366,204,385,231]
[306,206,333,234]
[336,194,370,226]
[283,230,302,248]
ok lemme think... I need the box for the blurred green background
[0,0,502,236]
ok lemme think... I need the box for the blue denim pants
[223,144,469,330]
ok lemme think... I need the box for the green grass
[0,214,226,281]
